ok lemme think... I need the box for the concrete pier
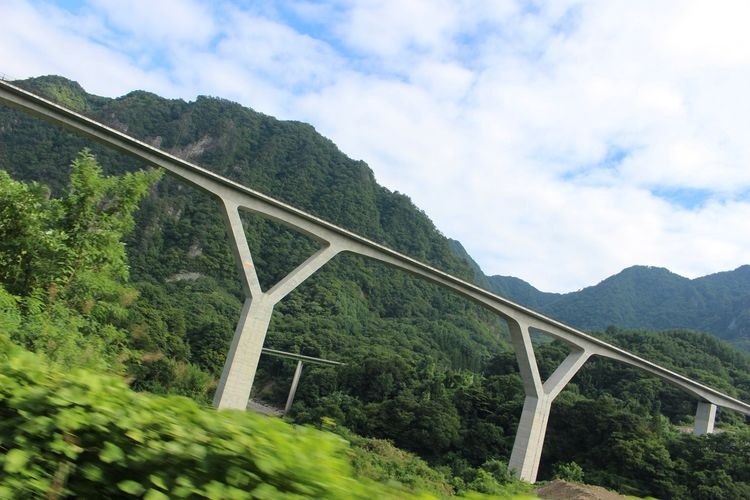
[694,401,717,435]
[284,360,304,414]
[507,319,591,482]
[213,297,274,409]
[212,198,341,409]
[510,395,552,481]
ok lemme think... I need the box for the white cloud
[333,0,460,58]
[409,61,474,102]
[88,0,217,46]
[2,0,750,292]
[661,1,750,67]
[0,0,172,96]
[213,8,344,92]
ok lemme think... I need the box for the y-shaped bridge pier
[1,79,748,483]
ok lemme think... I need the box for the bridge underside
[0,80,744,483]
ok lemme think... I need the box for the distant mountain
[477,263,750,351]
[487,275,561,311]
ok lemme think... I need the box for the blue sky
[2,0,750,292]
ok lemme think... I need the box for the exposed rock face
[165,271,205,282]
[171,135,213,160]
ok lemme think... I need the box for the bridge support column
[284,360,304,415]
[694,401,717,435]
[507,318,590,483]
[214,297,274,409]
[213,199,339,410]
[509,394,552,481]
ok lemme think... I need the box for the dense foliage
[0,149,160,371]
[1,76,749,498]
[1,331,506,499]
[285,328,750,497]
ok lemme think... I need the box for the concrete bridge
[1,79,748,483]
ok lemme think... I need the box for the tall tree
[0,150,161,369]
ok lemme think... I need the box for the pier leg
[284,360,304,414]
[509,395,552,482]
[213,297,274,409]
[694,401,717,435]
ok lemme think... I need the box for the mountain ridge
[478,262,750,350]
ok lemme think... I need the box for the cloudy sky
[1,0,749,292]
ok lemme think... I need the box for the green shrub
[0,339,441,498]
[343,430,455,496]
[552,461,584,483]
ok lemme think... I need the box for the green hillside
[1,76,749,498]
[1,75,508,372]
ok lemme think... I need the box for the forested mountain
[2,76,750,498]
[1,75,508,372]
[481,263,750,351]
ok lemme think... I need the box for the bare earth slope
[537,480,626,500]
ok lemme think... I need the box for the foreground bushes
[0,337,440,499]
